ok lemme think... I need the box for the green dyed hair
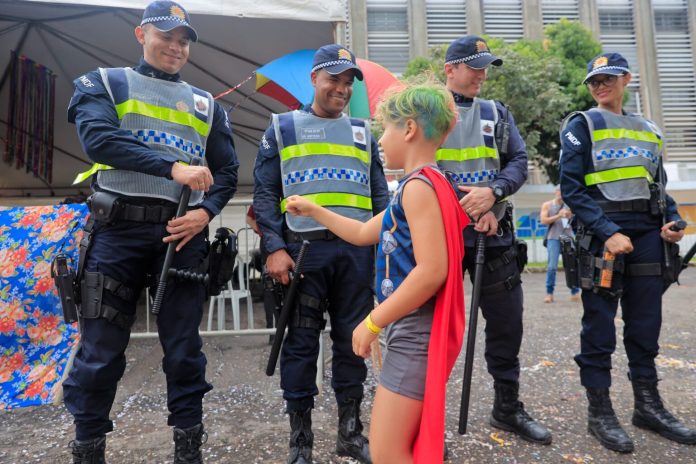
[375,77,456,142]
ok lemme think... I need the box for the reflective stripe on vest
[436,98,500,186]
[584,165,654,186]
[281,142,371,164]
[572,108,662,202]
[274,110,372,232]
[280,192,373,213]
[114,99,211,137]
[73,68,213,205]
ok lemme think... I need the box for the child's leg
[369,385,423,464]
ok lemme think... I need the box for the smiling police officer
[64,2,238,463]
[560,52,695,453]
[440,35,552,446]
[253,44,388,464]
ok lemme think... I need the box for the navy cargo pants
[575,222,663,389]
[280,238,372,411]
[464,245,524,383]
[63,220,211,440]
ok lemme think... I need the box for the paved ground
[1,270,695,464]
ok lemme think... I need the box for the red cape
[413,167,469,463]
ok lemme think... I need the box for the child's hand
[352,320,378,358]
[285,195,316,217]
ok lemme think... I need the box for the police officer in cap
[64,1,238,462]
[560,52,695,453]
[253,44,389,464]
[440,35,552,445]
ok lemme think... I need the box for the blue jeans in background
[546,238,580,296]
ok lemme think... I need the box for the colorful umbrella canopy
[254,49,398,118]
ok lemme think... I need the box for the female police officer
[559,52,695,453]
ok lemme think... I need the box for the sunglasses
[586,74,623,89]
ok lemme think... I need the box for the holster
[51,254,79,323]
[560,235,579,289]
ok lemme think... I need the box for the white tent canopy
[0,0,345,196]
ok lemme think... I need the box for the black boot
[631,378,696,445]
[68,436,106,464]
[490,381,552,445]
[173,424,207,464]
[586,387,634,453]
[336,398,372,463]
[288,408,313,464]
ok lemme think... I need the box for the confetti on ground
[562,454,594,463]
[489,432,511,447]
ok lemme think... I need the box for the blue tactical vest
[563,108,662,202]
[273,110,373,232]
[73,67,214,205]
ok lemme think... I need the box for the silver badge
[380,278,394,297]
[381,231,397,255]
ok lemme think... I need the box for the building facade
[348,0,696,179]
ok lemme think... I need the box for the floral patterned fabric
[0,204,87,409]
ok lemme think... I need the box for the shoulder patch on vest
[78,75,94,88]
[565,131,581,146]
[480,119,495,135]
[352,125,366,144]
[193,94,209,115]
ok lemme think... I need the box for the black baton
[459,231,486,434]
[151,157,202,315]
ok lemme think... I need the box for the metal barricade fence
[132,197,327,388]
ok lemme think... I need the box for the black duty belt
[596,199,650,213]
[284,229,337,243]
[116,202,178,223]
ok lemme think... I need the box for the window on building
[426,0,467,48]
[367,0,410,74]
[541,0,579,25]
[597,0,641,113]
[653,0,696,161]
[483,0,524,42]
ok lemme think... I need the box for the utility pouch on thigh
[560,235,580,289]
[290,292,327,330]
[80,271,104,319]
[663,241,682,287]
[51,254,79,323]
[591,253,624,300]
[87,191,121,224]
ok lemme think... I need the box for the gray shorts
[379,299,435,401]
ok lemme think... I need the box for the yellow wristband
[364,313,382,335]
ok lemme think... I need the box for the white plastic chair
[207,227,256,331]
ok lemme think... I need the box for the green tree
[401,22,604,184]
[544,18,603,113]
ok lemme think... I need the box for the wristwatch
[491,185,505,202]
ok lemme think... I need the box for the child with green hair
[286,80,469,463]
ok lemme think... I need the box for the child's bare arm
[285,195,383,246]
[353,179,448,356]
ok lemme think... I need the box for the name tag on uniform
[300,128,326,141]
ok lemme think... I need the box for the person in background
[540,185,580,303]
